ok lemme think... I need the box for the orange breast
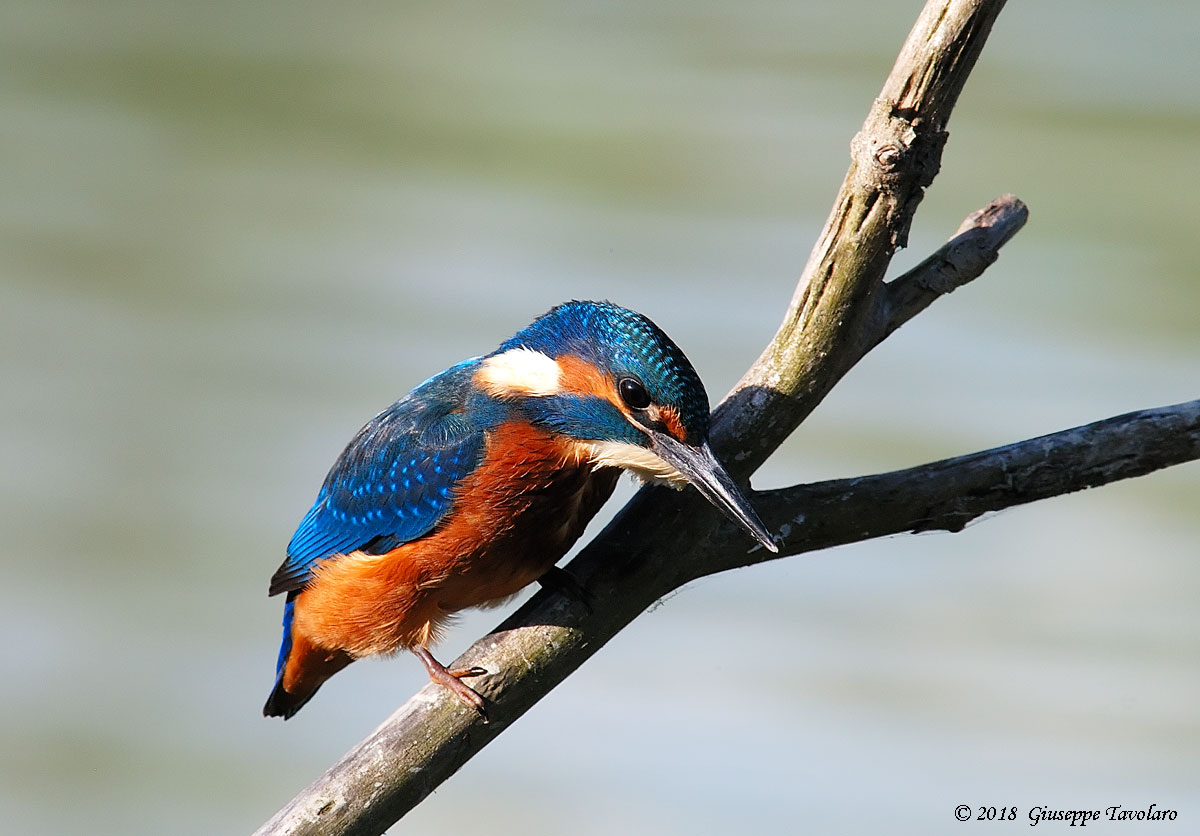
[292,421,619,658]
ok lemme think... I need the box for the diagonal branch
[253,2,1051,834]
[257,392,1200,836]
[713,0,1012,475]
[251,198,1029,835]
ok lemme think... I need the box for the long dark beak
[650,433,778,552]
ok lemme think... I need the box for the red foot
[412,645,488,720]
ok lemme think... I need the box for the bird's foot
[536,566,593,613]
[412,645,489,721]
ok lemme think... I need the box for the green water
[2,2,1198,834]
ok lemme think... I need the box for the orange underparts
[280,420,620,702]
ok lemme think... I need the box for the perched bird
[264,300,776,719]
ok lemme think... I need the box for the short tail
[263,677,314,719]
[263,593,353,719]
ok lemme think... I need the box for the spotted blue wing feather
[268,360,494,596]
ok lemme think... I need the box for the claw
[412,645,489,721]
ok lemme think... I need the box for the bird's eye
[618,377,652,410]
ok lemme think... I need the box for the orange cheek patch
[557,355,690,441]
[556,355,620,404]
[655,405,687,442]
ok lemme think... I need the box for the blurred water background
[2,1,1198,834]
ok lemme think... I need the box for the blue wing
[268,360,497,596]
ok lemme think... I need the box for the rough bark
[254,1,1198,834]
[730,399,1200,565]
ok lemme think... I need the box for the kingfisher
[264,300,776,720]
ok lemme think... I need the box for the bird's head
[474,300,776,552]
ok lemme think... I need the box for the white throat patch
[577,440,688,488]
[476,348,562,398]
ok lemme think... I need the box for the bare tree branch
[251,2,1200,835]
[882,193,1027,340]
[713,0,1012,475]
[717,399,1200,569]
[257,393,1200,836]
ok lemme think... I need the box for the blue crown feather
[499,300,711,440]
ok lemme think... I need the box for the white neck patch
[577,440,688,488]
[476,348,562,397]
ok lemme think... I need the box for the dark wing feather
[268,361,492,596]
